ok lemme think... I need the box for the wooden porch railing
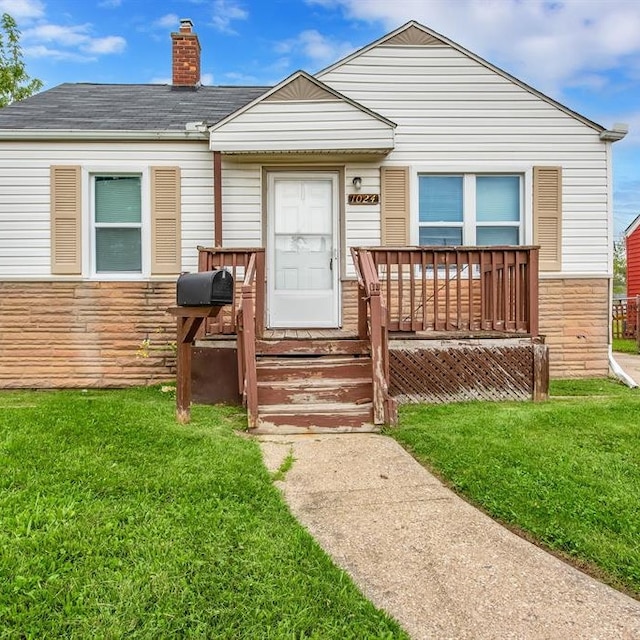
[360,247,539,336]
[351,247,397,425]
[236,252,259,427]
[197,247,265,337]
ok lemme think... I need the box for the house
[620,214,640,342]
[626,214,640,298]
[0,19,628,430]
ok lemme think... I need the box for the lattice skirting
[389,339,535,404]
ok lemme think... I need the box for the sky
[2,0,639,238]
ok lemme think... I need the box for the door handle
[329,257,333,271]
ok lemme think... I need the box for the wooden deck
[185,246,547,433]
[262,329,359,340]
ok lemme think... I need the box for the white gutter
[599,123,628,142]
[608,347,638,388]
[0,129,209,141]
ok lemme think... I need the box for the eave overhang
[0,129,209,142]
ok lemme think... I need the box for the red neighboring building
[626,215,640,298]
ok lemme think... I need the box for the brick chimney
[172,19,201,89]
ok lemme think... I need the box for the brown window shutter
[381,166,410,246]
[151,166,181,275]
[533,166,562,271]
[51,165,82,275]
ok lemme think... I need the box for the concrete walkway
[613,351,640,386]
[260,434,640,639]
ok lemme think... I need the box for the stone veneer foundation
[538,277,610,378]
[0,281,176,388]
[0,277,610,389]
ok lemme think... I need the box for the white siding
[220,161,381,278]
[221,161,263,247]
[210,101,394,153]
[319,45,609,275]
[0,140,214,278]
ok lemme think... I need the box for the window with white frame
[93,174,143,273]
[418,174,522,246]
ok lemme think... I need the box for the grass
[390,378,640,599]
[613,337,639,354]
[0,387,406,639]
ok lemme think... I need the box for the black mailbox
[176,270,233,306]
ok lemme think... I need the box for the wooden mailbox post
[168,305,222,424]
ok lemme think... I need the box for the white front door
[267,172,340,328]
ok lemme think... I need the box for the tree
[613,238,627,296]
[0,13,42,107]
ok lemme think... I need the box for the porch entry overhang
[208,71,396,157]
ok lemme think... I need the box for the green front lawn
[391,379,640,598]
[0,388,405,639]
[613,337,639,354]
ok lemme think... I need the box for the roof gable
[208,71,395,155]
[264,75,335,102]
[210,70,395,132]
[317,20,605,134]
[384,24,446,47]
[626,214,640,238]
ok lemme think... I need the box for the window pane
[476,176,520,222]
[419,176,463,222]
[419,226,463,246]
[95,176,141,223]
[476,226,519,246]
[96,228,142,272]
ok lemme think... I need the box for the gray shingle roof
[0,83,269,131]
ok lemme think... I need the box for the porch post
[528,248,540,337]
[532,337,549,402]
[213,150,223,246]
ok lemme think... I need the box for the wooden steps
[251,342,377,434]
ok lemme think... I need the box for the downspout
[600,123,634,386]
[213,150,223,246]
[608,346,638,388]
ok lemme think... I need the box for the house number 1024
[348,193,380,205]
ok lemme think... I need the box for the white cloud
[0,0,44,20]
[152,14,179,30]
[24,23,93,46]
[84,35,126,54]
[201,72,214,85]
[98,0,122,7]
[22,22,126,57]
[210,0,248,34]
[276,29,354,65]
[23,44,93,62]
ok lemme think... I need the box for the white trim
[605,141,614,274]
[0,130,208,141]
[626,214,640,238]
[410,165,530,247]
[539,272,611,280]
[266,170,341,328]
[83,167,151,280]
[0,276,179,282]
